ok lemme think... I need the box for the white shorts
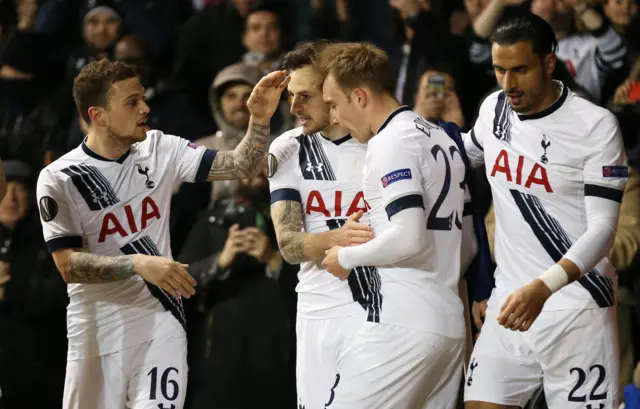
[63,335,188,409]
[464,306,619,408]
[296,315,363,409]
[329,322,463,409]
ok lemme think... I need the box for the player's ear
[88,107,106,127]
[354,88,366,108]
[544,53,556,76]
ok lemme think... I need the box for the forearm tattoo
[272,200,306,264]
[68,253,135,283]
[208,120,270,180]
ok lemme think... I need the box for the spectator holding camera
[0,161,67,409]
[414,66,466,128]
[178,163,296,409]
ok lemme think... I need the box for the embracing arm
[52,248,136,284]
[207,118,271,181]
[271,200,337,265]
[339,207,426,269]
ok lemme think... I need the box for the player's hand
[133,255,197,299]
[415,88,445,121]
[331,211,373,247]
[322,246,351,280]
[244,227,272,264]
[219,224,250,269]
[497,279,551,331]
[247,70,290,123]
[472,298,488,331]
[614,79,634,105]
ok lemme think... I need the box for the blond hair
[316,42,395,95]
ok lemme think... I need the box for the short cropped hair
[72,59,138,124]
[282,40,331,72]
[490,12,558,58]
[316,42,396,95]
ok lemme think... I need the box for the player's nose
[290,96,302,114]
[139,99,151,115]
[504,72,517,90]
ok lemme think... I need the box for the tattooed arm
[52,249,197,298]
[207,118,270,181]
[67,252,136,283]
[51,249,135,283]
[271,200,338,265]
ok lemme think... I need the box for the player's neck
[321,124,350,140]
[85,130,131,160]
[527,81,561,116]
[370,94,401,136]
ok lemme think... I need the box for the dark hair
[244,0,281,32]
[72,59,138,124]
[490,12,558,58]
[282,40,331,72]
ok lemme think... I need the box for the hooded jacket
[190,62,293,204]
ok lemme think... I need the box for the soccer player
[267,41,375,409]
[462,13,627,409]
[35,59,288,409]
[320,42,471,409]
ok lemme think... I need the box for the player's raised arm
[207,70,290,181]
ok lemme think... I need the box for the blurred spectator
[0,26,70,169]
[388,0,472,110]
[242,2,284,73]
[179,164,297,409]
[603,0,639,51]
[66,0,123,83]
[175,0,274,114]
[307,0,357,41]
[414,66,466,128]
[531,0,629,102]
[0,161,68,409]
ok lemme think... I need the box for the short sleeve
[373,139,424,220]
[268,135,301,204]
[583,113,628,203]
[161,133,218,183]
[462,93,498,168]
[36,169,84,253]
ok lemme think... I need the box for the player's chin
[302,122,321,135]
[134,125,150,140]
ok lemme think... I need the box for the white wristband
[539,264,569,293]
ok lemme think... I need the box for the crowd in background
[0,0,638,408]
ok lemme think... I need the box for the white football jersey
[36,130,217,359]
[268,127,373,320]
[464,82,627,310]
[361,106,466,339]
